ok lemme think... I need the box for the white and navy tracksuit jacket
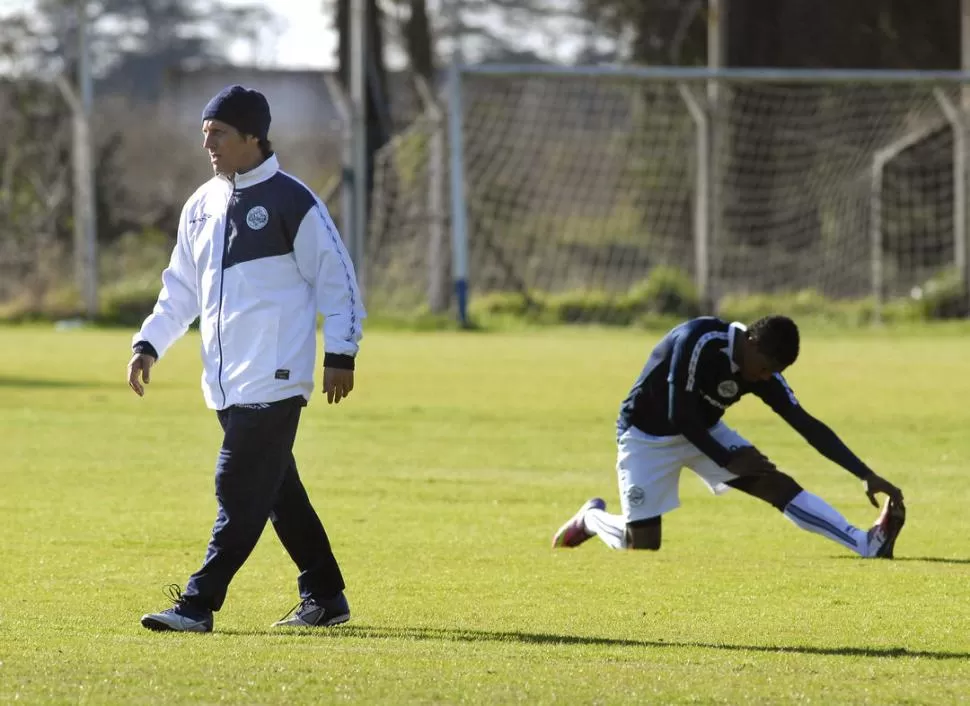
[133,154,365,410]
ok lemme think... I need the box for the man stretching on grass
[552,315,906,557]
[126,85,365,632]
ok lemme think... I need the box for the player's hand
[726,446,777,476]
[323,367,354,404]
[127,353,155,397]
[861,471,904,509]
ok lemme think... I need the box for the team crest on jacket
[246,206,269,230]
[717,380,739,398]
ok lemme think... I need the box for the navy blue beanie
[201,85,271,141]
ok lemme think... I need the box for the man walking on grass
[552,315,906,558]
[126,85,365,632]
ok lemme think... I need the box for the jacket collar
[218,153,280,189]
[725,321,746,373]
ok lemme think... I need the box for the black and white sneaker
[273,592,351,628]
[140,584,213,632]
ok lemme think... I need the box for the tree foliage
[725,0,958,70]
[578,0,959,69]
[0,78,72,305]
[579,0,707,64]
[3,0,273,97]
[0,0,274,309]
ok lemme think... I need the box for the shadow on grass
[893,556,970,565]
[833,555,970,565]
[222,625,969,660]
[0,375,109,389]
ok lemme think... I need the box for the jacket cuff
[133,340,159,360]
[324,353,355,370]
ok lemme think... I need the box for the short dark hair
[748,315,800,367]
[258,138,274,159]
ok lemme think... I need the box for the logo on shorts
[246,205,269,230]
[717,380,739,398]
[626,485,646,507]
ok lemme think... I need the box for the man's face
[740,338,786,383]
[202,119,256,175]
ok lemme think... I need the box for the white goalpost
[365,65,970,324]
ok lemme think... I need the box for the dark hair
[258,138,274,159]
[748,315,800,367]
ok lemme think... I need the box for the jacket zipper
[215,181,235,408]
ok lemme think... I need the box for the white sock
[783,490,868,556]
[583,508,628,550]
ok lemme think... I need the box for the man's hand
[127,353,155,397]
[323,367,354,404]
[726,446,777,477]
[862,471,904,509]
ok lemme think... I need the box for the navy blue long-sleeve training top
[617,317,872,478]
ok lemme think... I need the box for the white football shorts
[616,422,749,522]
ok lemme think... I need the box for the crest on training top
[246,206,269,230]
[717,380,739,398]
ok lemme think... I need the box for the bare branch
[53,73,81,115]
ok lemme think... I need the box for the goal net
[365,67,966,322]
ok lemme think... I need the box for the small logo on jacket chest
[717,380,739,398]
[246,206,269,230]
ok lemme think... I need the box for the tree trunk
[405,0,434,80]
[335,0,391,228]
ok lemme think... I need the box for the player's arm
[128,206,200,395]
[292,202,366,404]
[667,326,770,475]
[756,375,872,477]
[755,375,904,506]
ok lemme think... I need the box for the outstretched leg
[689,424,904,558]
[727,471,902,557]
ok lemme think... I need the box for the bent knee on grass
[626,522,662,550]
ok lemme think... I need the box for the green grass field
[1,324,969,705]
